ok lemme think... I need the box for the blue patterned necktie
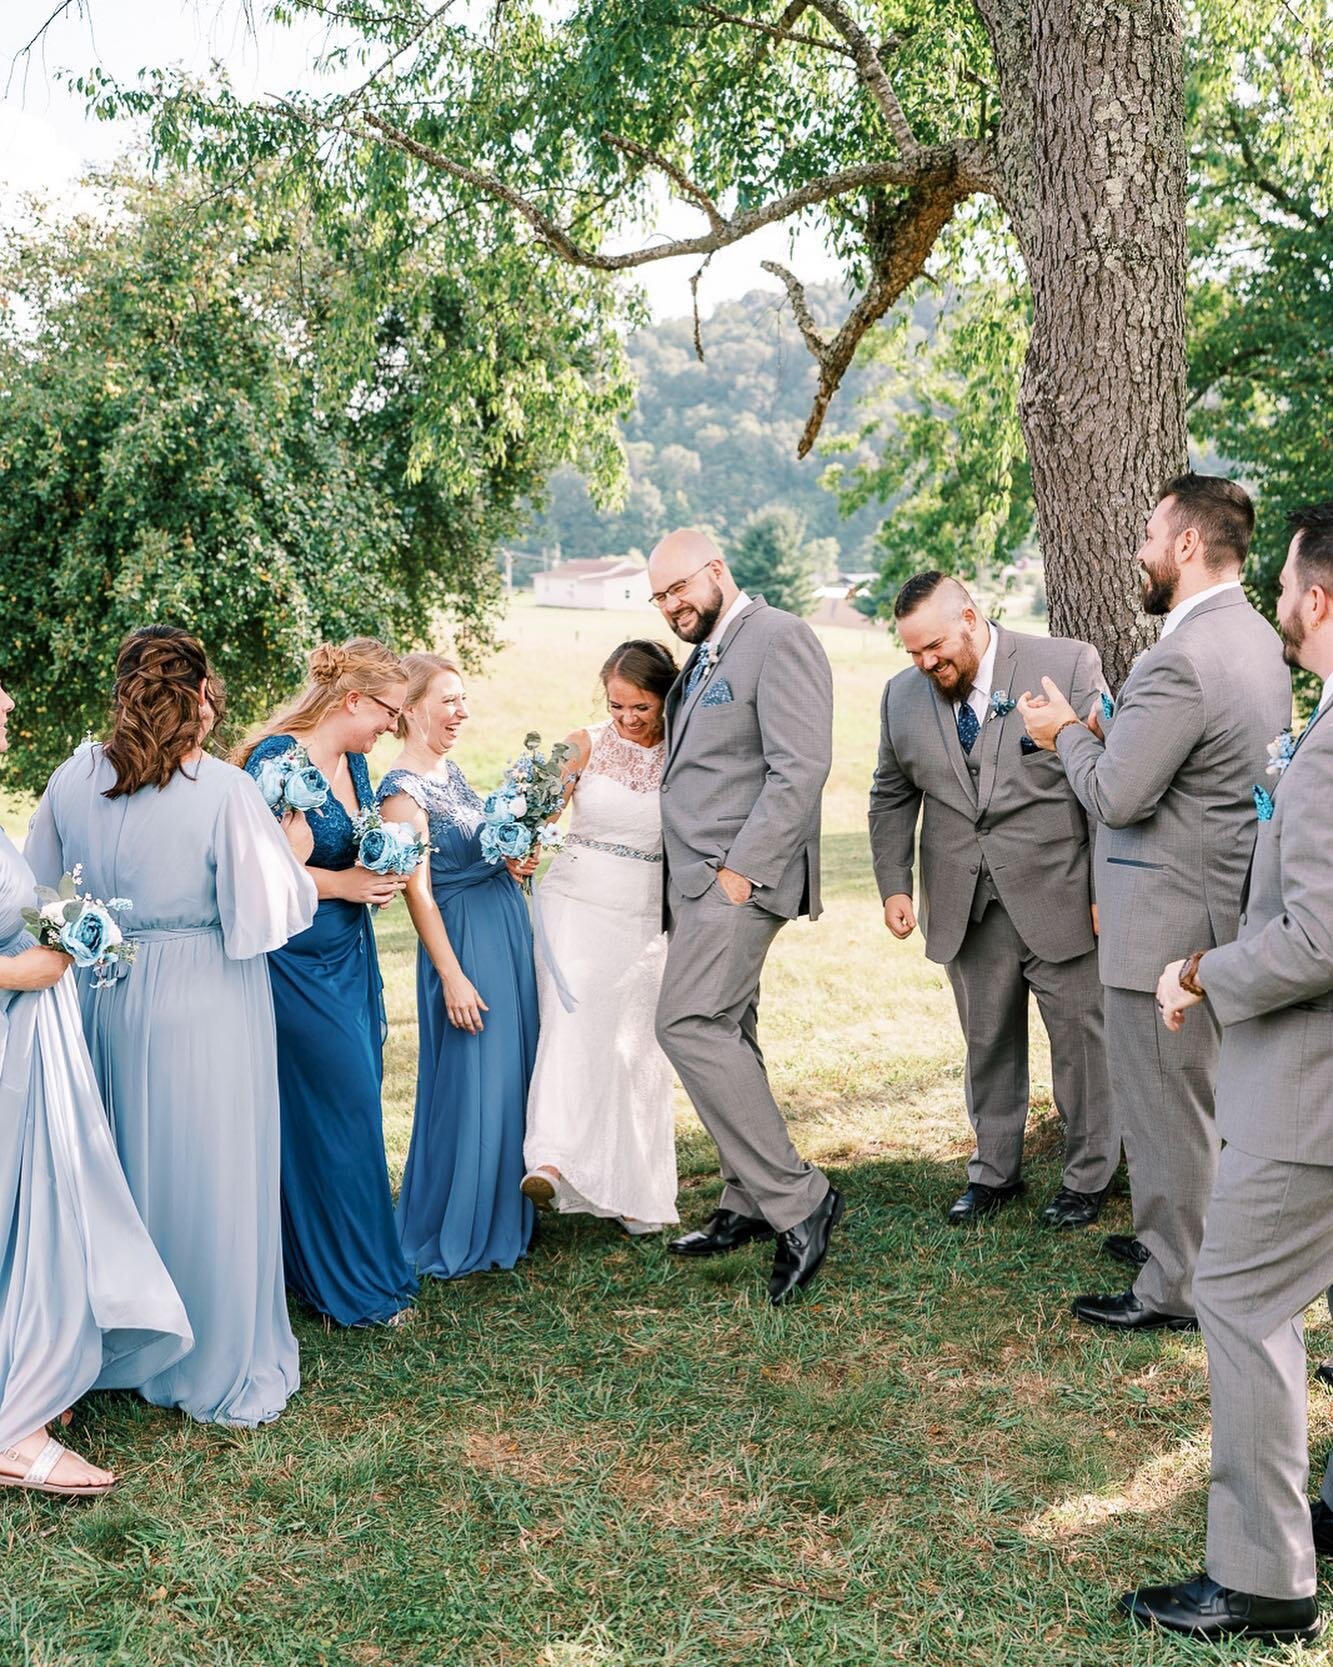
[684,643,711,698]
[956,697,980,756]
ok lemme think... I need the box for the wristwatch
[1179,949,1207,997]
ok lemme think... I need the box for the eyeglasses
[649,560,717,610]
[359,691,403,724]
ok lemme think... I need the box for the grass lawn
[6,596,1332,1666]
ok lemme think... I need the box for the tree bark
[986,0,1188,687]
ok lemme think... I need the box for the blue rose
[1100,692,1115,722]
[285,765,328,812]
[255,757,291,810]
[479,824,503,864]
[359,826,395,873]
[58,903,118,968]
[494,821,532,860]
[482,792,512,826]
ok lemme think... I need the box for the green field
[6,596,1331,1666]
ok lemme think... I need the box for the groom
[648,528,841,1306]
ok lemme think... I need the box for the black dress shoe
[946,1180,1024,1225]
[1040,1185,1109,1229]
[1102,1232,1150,1269]
[667,1208,772,1258]
[1317,1359,1333,1390]
[768,1189,844,1307]
[1070,1288,1198,1331]
[1122,1573,1322,1643]
[1312,1498,1333,1556]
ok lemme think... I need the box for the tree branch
[689,1,855,58]
[360,110,985,271]
[1226,108,1319,225]
[805,0,917,155]
[599,132,725,231]
[763,179,968,455]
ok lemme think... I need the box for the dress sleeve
[24,778,66,889]
[214,770,318,960]
[376,769,429,812]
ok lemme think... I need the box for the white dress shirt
[956,622,998,725]
[1159,578,1242,638]
[1320,673,1333,715]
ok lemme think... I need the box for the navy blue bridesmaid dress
[378,762,536,1278]
[246,735,416,1327]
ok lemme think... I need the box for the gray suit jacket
[868,625,1104,966]
[1200,701,1333,1166]
[660,597,833,921]
[1057,589,1291,992]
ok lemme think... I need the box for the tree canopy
[0,168,633,788]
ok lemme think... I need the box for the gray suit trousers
[1196,1145,1333,1599]
[656,881,828,1232]
[944,901,1117,1192]
[1105,987,1221,1314]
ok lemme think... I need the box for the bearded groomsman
[1020,474,1291,1331]
[1122,503,1333,1645]
[869,572,1117,1227]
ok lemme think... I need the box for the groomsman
[869,573,1117,1226]
[1020,474,1291,1330]
[1122,502,1333,1644]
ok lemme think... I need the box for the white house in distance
[532,557,651,610]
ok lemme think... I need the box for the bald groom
[648,530,840,1307]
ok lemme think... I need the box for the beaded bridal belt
[566,834,663,864]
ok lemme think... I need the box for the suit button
[660,785,670,795]
[969,863,979,874]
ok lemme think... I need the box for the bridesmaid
[378,653,538,1279]
[1,676,192,1496]
[25,628,314,1427]
[236,639,418,1328]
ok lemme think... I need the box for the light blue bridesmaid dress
[244,736,416,1328]
[0,828,193,1453]
[378,762,536,1278]
[25,745,315,1427]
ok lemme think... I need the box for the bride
[522,640,679,1234]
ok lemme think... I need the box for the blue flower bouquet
[255,743,329,817]
[353,808,432,880]
[21,864,137,988]
[480,732,572,891]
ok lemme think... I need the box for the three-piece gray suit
[868,624,1117,1192]
[1191,697,1333,1600]
[1056,588,1291,1313]
[654,597,834,1233]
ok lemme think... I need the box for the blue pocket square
[1019,734,1040,755]
[701,678,734,707]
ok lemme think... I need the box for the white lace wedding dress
[525,721,678,1227]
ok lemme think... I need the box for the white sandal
[0,1436,117,1498]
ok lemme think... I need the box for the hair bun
[309,644,348,685]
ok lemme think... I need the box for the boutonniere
[989,691,1016,718]
[1100,692,1115,722]
[1253,785,1275,822]
[1265,728,1296,778]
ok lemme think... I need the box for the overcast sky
[1,0,841,324]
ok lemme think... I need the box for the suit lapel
[929,680,977,804]
[664,597,764,771]
[976,626,1016,813]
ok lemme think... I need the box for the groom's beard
[668,579,725,644]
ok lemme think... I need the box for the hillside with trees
[513,283,932,573]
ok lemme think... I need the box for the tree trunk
[988,0,1189,688]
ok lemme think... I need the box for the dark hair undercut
[1158,473,1255,572]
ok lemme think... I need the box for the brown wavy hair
[395,652,462,741]
[231,637,407,767]
[599,640,678,704]
[102,626,226,799]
